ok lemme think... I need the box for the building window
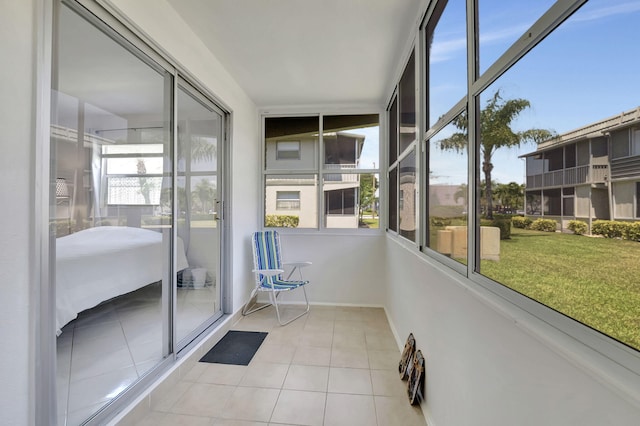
[325,188,356,215]
[633,129,640,157]
[276,191,300,210]
[103,142,164,205]
[276,141,301,160]
[264,114,379,229]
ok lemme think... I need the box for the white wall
[261,234,387,306]
[0,1,37,424]
[384,238,640,426]
[108,0,261,312]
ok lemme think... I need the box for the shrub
[430,217,452,228]
[512,216,532,229]
[265,215,299,228]
[530,218,557,232]
[490,217,511,240]
[624,222,640,241]
[567,220,588,235]
[591,220,627,239]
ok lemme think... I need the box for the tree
[438,90,555,218]
[359,173,377,217]
[136,159,156,205]
[359,173,378,221]
[493,182,525,211]
[192,179,215,213]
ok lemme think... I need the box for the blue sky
[352,1,640,187]
[429,0,640,185]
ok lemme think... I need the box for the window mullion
[318,115,323,230]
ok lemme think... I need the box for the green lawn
[478,229,640,350]
[360,218,379,228]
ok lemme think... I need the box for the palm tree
[493,182,524,212]
[192,179,215,213]
[438,90,555,218]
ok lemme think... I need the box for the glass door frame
[42,0,231,424]
[174,76,227,352]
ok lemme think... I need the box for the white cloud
[572,2,640,23]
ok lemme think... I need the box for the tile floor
[57,282,218,426]
[131,305,426,426]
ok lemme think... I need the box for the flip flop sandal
[398,333,416,380]
[408,349,425,405]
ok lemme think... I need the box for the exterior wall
[325,215,358,228]
[265,182,318,228]
[0,1,38,424]
[265,137,316,170]
[385,239,640,426]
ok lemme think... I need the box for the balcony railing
[526,164,609,189]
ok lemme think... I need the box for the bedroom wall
[107,0,262,313]
[384,238,640,426]
[0,1,38,424]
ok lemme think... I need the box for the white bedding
[56,226,189,335]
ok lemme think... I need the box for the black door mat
[199,330,268,366]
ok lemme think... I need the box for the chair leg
[272,285,310,326]
[242,287,272,316]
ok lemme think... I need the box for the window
[276,141,301,160]
[475,0,640,353]
[428,116,468,262]
[611,130,630,159]
[424,0,468,263]
[399,52,416,152]
[426,0,466,128]
[325,188,356,215]
[103,142,164,205]
[388,0,640,360]
[276,191,300,210]
[633,129,640,156]
[478,0,555,74]
[563,187,575,217]
[388,49,417,240]
[264,114,379,229]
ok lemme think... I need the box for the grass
[360,218,379,228]
[478,228,640,350]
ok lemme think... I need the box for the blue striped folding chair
[241,230,311,325]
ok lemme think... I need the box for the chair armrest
[283,261,312,268]
[252,268,284,276]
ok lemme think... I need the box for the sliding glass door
[51,2,226,424]
[175,82,224,345]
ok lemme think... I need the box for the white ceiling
[165,0,424,108]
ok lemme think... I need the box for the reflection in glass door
[51,3,226,425]
[175,83,223,345]
[52,4,172,425]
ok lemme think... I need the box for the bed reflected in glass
[51,4,219,425]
